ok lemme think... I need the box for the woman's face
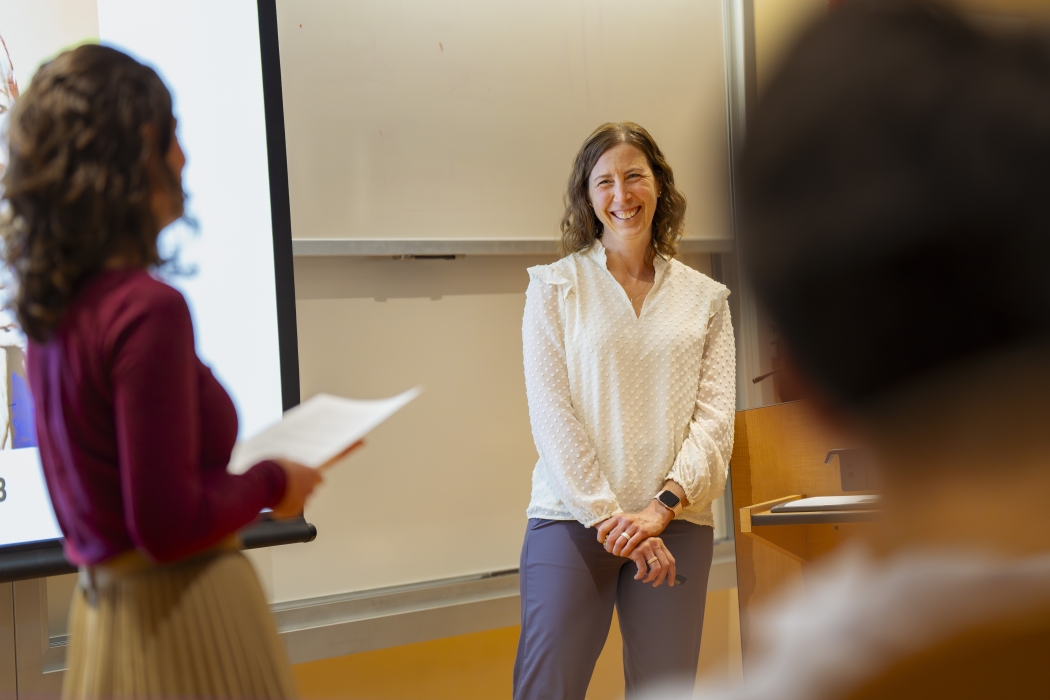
[587,143,661,246]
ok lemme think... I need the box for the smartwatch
[655,490,682,517]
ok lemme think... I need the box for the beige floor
[293,587,742,699]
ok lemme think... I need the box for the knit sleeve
[666,291,736,511]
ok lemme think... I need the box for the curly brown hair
[560,122,687,258]
[1,44,183,342]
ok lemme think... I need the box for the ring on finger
[618,532,631,541]
[646,556,659,565]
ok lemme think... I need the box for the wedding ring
[618,532,632,541]
[646,556,659,565]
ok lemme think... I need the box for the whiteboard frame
[259,0,301,411]
[291,237,736,257]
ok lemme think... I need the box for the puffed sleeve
[666,290,736,511]
[522,269,622,526]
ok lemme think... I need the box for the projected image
[0,0,285,547]
[0,0,101,449]
[0,34,17,114]
[0,34,33,452]
[0,1,101,543]
[0,305,32,450]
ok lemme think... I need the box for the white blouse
[522,242,736,528]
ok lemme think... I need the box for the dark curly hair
[560,122,687,258]
[1,44,183,342]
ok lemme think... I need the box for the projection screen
[0,0,298,549]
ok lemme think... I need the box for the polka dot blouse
[522,242,736,528]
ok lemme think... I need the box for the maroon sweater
[27,269,287,566]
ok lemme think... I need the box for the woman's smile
[612,207,641,220]
[588,143,660,244]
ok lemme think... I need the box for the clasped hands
[596,500,677,588]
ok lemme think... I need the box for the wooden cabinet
[731,401,880,662]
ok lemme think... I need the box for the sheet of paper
[227,387,423,474]
[770,495,880,513]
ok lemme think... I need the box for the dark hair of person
[1,44,183,342]
[561,122,687,258]
[738,0,1050,412]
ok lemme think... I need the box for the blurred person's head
[1,44,185,342]
[739,1,1050,524]
[561,121,687,258]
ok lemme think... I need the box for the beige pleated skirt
[63,539,297,699]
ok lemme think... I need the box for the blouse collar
[585,239,670,274]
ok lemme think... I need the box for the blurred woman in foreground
[667,2,1050,698]
[1,44,326,698]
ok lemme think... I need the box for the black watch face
[658,491,680,508]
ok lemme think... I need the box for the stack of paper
[770,495,880,513]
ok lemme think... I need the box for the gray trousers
[513,518,714,700]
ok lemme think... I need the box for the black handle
[825,448,875,492]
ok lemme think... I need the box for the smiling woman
[513,122,736,699]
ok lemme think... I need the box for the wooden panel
[731,535,801,658]
[13,578,64,695]
[804,523,872,563]
[730,401,851,659]
[733,401,846,507]
[1,582,15,700]
[740,495,878,565]
[746,526,809,564]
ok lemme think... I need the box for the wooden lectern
[731,401,880,660]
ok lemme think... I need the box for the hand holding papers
[228,387,423,475]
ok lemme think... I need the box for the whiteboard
[276,0,731,244]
